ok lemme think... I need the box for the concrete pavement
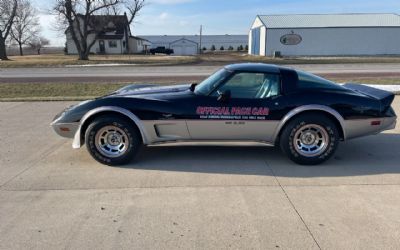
[0,98,400,249]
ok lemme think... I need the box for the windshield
[194,69,231,95]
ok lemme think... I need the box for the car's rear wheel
[279,114,339,165]
[85,115,142,166]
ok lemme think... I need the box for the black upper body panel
[55,64,394,124]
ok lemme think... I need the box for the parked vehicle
[52,63,397,166]
[149,46,174,55]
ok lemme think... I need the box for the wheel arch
[72,106,150,149]
[273,105,346,144]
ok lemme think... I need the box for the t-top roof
[225,63,280,73]
[257,13,400,28]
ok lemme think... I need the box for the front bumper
[51,121,80,139]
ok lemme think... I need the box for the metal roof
[169,38,198,46]
[257,14,400,28]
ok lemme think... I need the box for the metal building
[169,38,198,55]
[249,13,400,57]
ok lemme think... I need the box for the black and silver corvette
[52,63,397,165]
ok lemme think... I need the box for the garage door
[172,45,197,55]
[251,27,260,55]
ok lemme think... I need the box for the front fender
[72,106,151,149]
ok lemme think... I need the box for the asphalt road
[2,63,400,83]
[0,98,400,249]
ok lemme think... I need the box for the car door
[186,71,284,142]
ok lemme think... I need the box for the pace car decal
[196,106,269,120]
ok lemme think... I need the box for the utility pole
[199,25,203,54]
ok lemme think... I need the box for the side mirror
[190,83,197,92]
[217,90,231,102]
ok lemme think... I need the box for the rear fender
[273,105,346,142]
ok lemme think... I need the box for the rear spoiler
[343,83,395,113]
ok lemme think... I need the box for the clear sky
[34,0,400,46]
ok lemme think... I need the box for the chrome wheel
[95,126,130,158]
[293,124,329,157]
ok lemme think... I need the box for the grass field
[0,54,199,68]
[0,83,127,101]
[2,53,400,68]
[200,53,400,65]
[1,52,399,101]
[1,77,399,101]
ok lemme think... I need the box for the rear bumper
[344,116,397,140]
[383,116,397,131]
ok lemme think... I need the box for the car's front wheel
[85,115,142,166]
[279,114,339,165]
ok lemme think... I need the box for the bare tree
[53,0,122,60]
[10,0,40,56]
[125,0,145,26]
[104,2,121,15]
[0,0,18,60]
[29,36,50,55]
[103,0,145,24]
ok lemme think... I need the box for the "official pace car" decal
[196,106,269,120]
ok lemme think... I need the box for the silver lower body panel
[344,117,397,140]
[61,115,397,149]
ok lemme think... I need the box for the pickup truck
[149,47,174,55]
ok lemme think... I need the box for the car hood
[107,84,191,98]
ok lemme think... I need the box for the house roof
[257,13,400,28]
[84,15,129,33]
[130,36,151,42]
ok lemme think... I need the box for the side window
[297,70,345,90]
[214,72,280,99]
[108,40,118,48]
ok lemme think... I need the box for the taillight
[371,121,381,126]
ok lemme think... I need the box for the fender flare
[72,106,150,148]
[272,105,346,143]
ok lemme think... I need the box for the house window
[123,41,126,48]
[109,40,117,48]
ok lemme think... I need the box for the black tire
[279,114,339,165]
[85,115,142,166]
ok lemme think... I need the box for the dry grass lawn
[0,54,199,68]
[0,78,399,101]
[2,52,400,68]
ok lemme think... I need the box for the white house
[66,15,150,55]
[129,36,152,54]
[249,13,400,57]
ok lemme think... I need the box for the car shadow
[117,133,400,178]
